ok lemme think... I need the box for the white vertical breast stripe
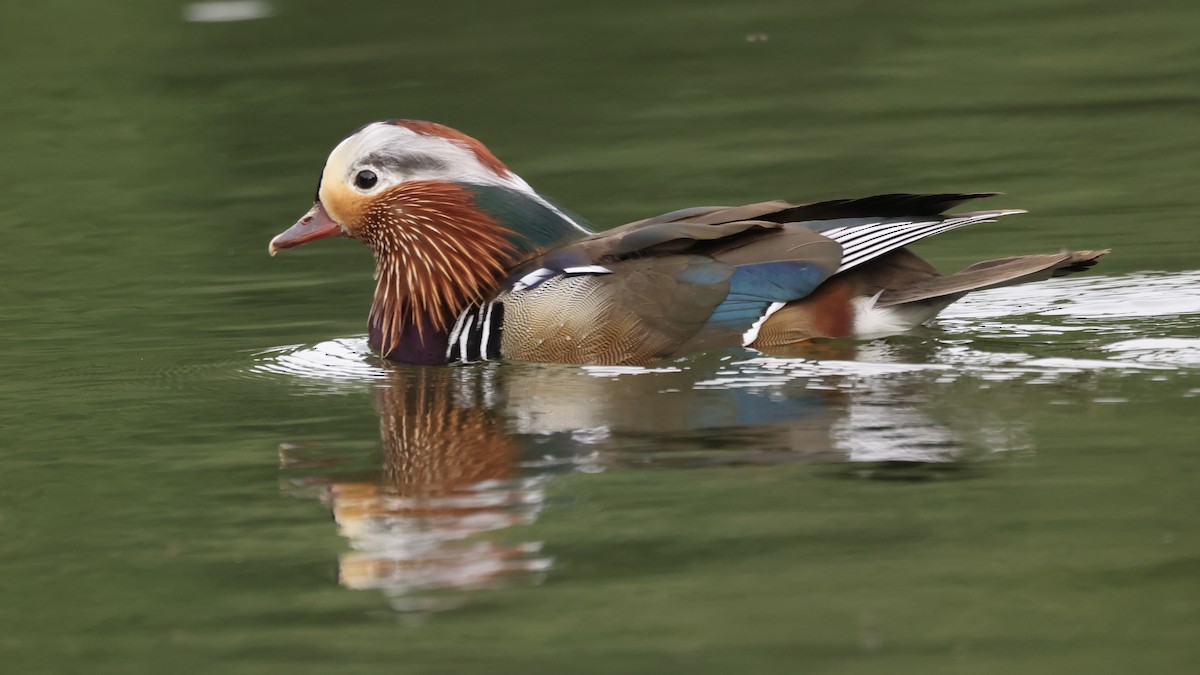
[480,301,495,358]
[457,315,475,363]
[446,309,470,360]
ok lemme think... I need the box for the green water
[3,1,1198,673]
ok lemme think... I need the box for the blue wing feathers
[728,261,825,301]
[707,261,824,331]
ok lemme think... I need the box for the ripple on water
[1102,338,1200,368]
[253,271,1198,611]
[248,272,1200,392]
[249,337,388,392]
[937,270,1200,321]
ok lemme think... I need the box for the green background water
[2,1,1197,673]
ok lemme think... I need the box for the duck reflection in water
[284,367,552,613]
[275,343,1024,611]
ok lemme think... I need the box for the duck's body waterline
[270,120,1107,366]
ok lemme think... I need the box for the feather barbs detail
[362,181,519,354]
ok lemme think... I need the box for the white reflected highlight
[183,1,272,22]
[331,477,552,612]
[1104,338,1200,368]
[250,338,386,392]
[939,270,1200,321]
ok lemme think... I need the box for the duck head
[270,120,588,364]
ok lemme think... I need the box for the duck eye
[354,170,378,190]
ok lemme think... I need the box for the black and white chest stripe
[447,264,615,363]
[446,300,504,363]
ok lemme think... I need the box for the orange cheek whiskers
[362,181,519,353]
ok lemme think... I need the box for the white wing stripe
[512,268,558,292]
[823,220,922,245]
[831,220,940,250]
[825,214,1006,274]
[840,228,953,271]
[563,265,613,275]
[838,222,950,269]
[834,222,937,253]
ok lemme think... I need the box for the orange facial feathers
[362,181,520,353]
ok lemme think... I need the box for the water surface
[2,1,1198,673]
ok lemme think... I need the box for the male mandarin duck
[269,120,1107,366]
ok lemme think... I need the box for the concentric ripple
[249,337,388,392]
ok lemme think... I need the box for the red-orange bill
[269,202,341,256]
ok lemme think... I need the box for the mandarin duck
[269,120,1107,366]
